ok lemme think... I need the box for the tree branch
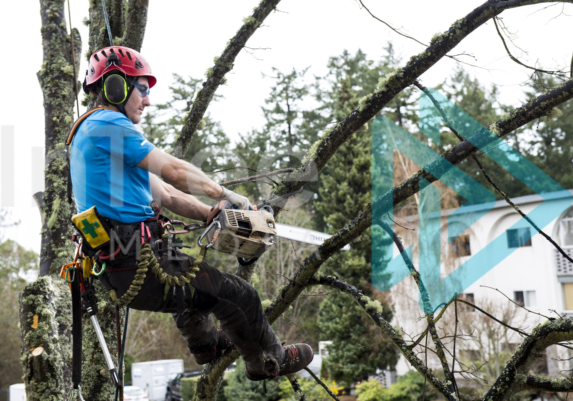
[378,220,458,399]
[414,80,573,266]
[482,318,573,400]
[308,275,456,401]
[272,0,573,199]
[287,375,307,400]
[303,367,340,401]
[172,0,281,158]
[493,17,567,78]
[523,375,573,392]
[122,0,147,51]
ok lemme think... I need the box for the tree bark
[172,0,282,158]
[20,0,81,398]
[37,0,81,277]
[20,277,73,400]
[122,0,148,51]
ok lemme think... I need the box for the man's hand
[218,187,253,210]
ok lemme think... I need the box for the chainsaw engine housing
[207,209,276,259]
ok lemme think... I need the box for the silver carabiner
[198,221,222,249]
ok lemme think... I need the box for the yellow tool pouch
[71,206,111,251]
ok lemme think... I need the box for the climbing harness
[61,242,121,391]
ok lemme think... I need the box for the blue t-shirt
[70,110,156,223]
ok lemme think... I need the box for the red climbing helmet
[83,46,157,93]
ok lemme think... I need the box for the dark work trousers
[98,244,284,375]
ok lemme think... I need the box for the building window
[449,234,471,257]
[457,293,475,312]
[507,228,532,248]
[514,290,537,307]
[563,283,573,311]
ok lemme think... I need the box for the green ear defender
[103,74,128,104]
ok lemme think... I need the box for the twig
[357,0,426,47]
[422,334,428,401]
[480,285,553,320]
[493,17,567,78]
[452,299,460,399]
[308,275,455,400]
[415,80,573,267]
[379,220,458,399]
[386,213,416,232]
[220,169,296,187]
[456,299,573,352]
[286,375,307,400]
[303,368,341,401]
[358,0,482,67]
[408,298,455,350]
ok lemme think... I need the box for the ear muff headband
[103,74,128,104]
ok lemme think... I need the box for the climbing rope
[66,0,80,119]
[100,0,114,46]
[108,243,202,307]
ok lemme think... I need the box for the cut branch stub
[172,0,282,158]
[20,277,73,401]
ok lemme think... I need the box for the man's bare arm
[138,148,223,198]
[138,148,253,210]
[149,174,211,221]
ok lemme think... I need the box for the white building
[390,190,573,380]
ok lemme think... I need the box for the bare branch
[273,0,573,199]
[523,375,573,392]
[379,220,458,399]
[414,80,573,267]
[287,376,307,400]
[308,275,456,401]
[483,318,573,400]
[358,0,481,66]
[493,17,567,78]
[357,0,427,47]
[480,285,553,320]
[303,368,340,401]
[172,0,282,158]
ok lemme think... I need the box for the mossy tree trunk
[20,0,80,398]
[20,0,147,399]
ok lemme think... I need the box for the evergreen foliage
[314,48,405,386]
[524,73,573,191]
[356,371,439,401]
[223,358,280,401]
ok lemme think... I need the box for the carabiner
[66,267,76,283]
[93,262,106,277]
[198,221,222,249]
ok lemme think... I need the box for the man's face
[125,77,151,124]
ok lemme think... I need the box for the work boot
[245,343,314,381]
[193,329,231,365]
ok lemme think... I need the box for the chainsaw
[195,189,350,262]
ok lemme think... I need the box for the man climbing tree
[70,44,314,383]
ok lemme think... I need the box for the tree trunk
[20,277,73,400]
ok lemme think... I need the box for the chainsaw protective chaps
[99,247,284,373]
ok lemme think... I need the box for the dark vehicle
[165,371,202,401]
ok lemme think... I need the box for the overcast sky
[1,0,572,253]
